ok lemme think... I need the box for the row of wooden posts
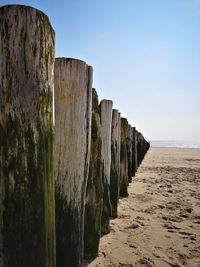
[0,5,150,267]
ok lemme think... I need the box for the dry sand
[84,147,200,267]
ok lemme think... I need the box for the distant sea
[150,140,200,148]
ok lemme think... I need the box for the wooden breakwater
[0,5,150,267]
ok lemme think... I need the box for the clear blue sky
[1,0,200,141]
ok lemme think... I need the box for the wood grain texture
[0,5,55,267]
[54,58,92,267]
[100,99,113,234]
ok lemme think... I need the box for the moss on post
[120,118,129,197]
[0,5,55,267]
[110,110,121,218]
[54,58,92,267]
[84,88,103,259]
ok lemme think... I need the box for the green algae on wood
[100,100,113,234]
[110,110,121,218]
[54,58,92,267]
[120,118,129,197]
[0,5,55,267]
[84,88,103,259]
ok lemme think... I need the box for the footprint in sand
[192,220,200,224]
[125,223,140,229]
[118,214,131,219]
[179,231,196,240]
[158,204,165,209]
[119,263,133,267]
[135,216,146,220]
[163,222,180,230]
[179,213,189,219]
[162,215,183,223]
[177,253,188,265]
[138,257,155,267]
[129,244,137,249]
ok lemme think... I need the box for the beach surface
[84,147,200,267]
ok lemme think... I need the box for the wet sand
[84,147,200,267]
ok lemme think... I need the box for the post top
[56,57,88,66]
[1,4,47,16]
[100,99,113,105]
[0,4,54,34]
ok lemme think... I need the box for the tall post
[54,58,92,267]
[127,124,133,183]
[110,109,121,218]
[136,130,139,167]
[120,118,129,197]
[84,88,103,259]
[137,132,142,166]
[100,100,113,234]
[0,5,55,267]
[131,127,138,176]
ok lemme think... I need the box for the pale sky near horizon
[1,0,200,142]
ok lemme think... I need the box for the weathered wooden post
[120,118,129,197]
[127,124,133,183]
[137,132,143,166]
[141,134,145,161]
[135,130,138,167]
[0,5,55,267]
[84,88,103,259]
[131,127,138,177]
[54,58,92,267]
[137,132,141,167]
[100,99,113,234]
[140,135,149,161]
[146,140,150,152]
[110,109,121,218]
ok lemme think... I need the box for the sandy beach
[84,147,200,267]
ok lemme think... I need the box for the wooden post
[0,5,55,267]
[137,132,143,166]
[54,58,92,267]
[84,88,103,259]
[110,109,121,218]
[140,134,149,162]
[127,124,133,183]
[131,127,138,176]
[135,130,139,167]
[137,132,141,166]
[120,118,129,197]
[100,100,113,234]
